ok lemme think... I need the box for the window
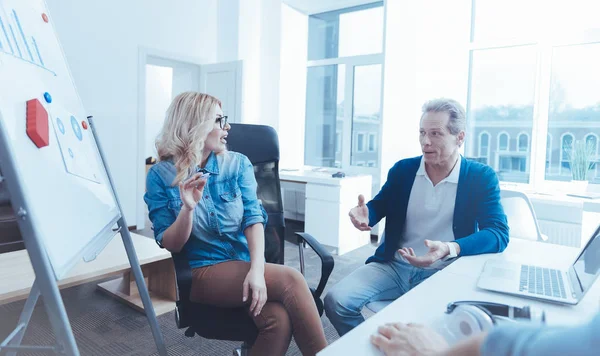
[468,0,600,187]
[305,2,384,172]
[466,44,536,184]
[304,65,344,167]
[546,43,600,183]
[308,3,384,60]
[586,133,599,179]
[560,133,574,176]
[356,133,365,152]
[499,156,511,171]
[478,132,490,164]
[368,133,377,152]
[351,64,382,166]
[498,133,510,151]
[518,133,529,152]
[585,134,598,149]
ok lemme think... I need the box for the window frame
[585,133,599,178]
[559,132,574,176]
[304,2,385,177]
[497,132,510,152]
[467,0,600,191]
[307,54,384,175]
[546,133,553,169]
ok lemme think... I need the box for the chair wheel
[184,328,195,337]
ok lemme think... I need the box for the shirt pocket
[218,186,243,231]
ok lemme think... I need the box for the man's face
[419,111,464,166]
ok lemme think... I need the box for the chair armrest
[295,232,334,299]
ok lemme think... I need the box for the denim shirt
[481,311,600,356]
[144,151,266,269]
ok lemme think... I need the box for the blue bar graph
[32,37,44,66]
[0,6,55,76]
[0,15,14,54]
[13,10,33,62]
[8,23,21,58]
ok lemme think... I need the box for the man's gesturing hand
[349,194,371,231]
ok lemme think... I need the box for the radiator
[538,220,582,247]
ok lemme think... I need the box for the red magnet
[26,99,50,148]
[42,13,48,23]
[81,121,88,130]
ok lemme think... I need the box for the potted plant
[569,139,596,193]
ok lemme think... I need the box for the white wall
[279,4,308,169]
[217,0,282,130]
[144,65,173,159]
[46,0,218,225]
[379,0,471,180]
[259,0,282,131]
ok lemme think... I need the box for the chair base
[233,343,251,356]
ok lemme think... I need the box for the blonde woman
[144,92,327,356]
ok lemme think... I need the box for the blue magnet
[57,117,65,134]
[70,115,82,141]
[43,92,52,103]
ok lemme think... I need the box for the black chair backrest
[0,172,24,254]
[227,123,285,264]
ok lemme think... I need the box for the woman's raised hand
[179,173,209,211]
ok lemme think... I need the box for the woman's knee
[258,302,292,336]
[275,265,308,290]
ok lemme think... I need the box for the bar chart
[0,4,54,75]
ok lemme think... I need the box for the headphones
[440,301,546,342]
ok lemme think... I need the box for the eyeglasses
[216,115,229,129]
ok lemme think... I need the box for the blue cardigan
[366,156,509,264]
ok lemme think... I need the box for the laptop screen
[573,226,600,292]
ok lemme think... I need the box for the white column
[218,0,281,129]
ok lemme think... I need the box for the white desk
[279,169,372,255]
[319,239,600,355]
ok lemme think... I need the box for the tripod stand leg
[119,220,168,356]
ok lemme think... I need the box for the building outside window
[466,0,600,186]
[368,133,377,152]
[478,132,490,164]
[304,2,384,175]
[356,132,365,152]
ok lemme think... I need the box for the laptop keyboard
[519,265,567,299]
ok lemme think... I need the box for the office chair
[0,170,24,254]
[169,123,334,355]
[500,189,548,242]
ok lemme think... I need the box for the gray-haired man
[324,98,509,336]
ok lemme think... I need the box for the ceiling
[282,0,380,15]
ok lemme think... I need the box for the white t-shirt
[399,157,461,269]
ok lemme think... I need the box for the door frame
[136,47,208,230]
[199,60,244,124]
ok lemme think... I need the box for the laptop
[477,224,600,305]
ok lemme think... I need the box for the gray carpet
[0,220,378,355]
